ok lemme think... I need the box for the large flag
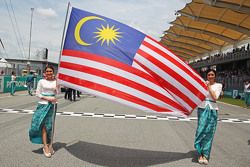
[58,7,208,117]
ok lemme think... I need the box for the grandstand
[160,0,250,97]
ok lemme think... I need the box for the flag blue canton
[63,7,146,65]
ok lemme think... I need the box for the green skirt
[244,92,250,107]
[29,103,54,144]
[10,82,16,95]
[194,106,218,159]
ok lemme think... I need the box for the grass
[218,97,247,108]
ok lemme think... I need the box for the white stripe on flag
[58,79,150,111]
[58,79,185,117]
[134,53,192,111]
[60,56,176,101]
[144,37,205,82]
[139,44,207,94]
[131,61,149,74]
[59,67,182,111]
[134,54,201,105]
[167,90,192,111]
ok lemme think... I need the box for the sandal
[43,148,51,158]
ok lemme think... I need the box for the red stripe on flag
[60,61,188,112]
[149,38,206,78]
[134,59,197,110]
[142,39,207,90]
[137,49,206,101]
[62,50,160,86]
[58,73,170,112]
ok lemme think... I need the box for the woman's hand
[206,80,214,90]
[206,82,217,101]
[42,96,57,103]
[48,97,57,103]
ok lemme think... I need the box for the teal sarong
[29,94,55,144]
[194,105,218,159]
[10,82,16,95]
[244,92,250,107]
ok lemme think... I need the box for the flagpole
[0,38,8,58]
[58,2,71,66]
[50,1,71,152]
[50,103,57,150]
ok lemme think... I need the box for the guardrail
[190,50,250,68]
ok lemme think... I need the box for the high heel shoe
[43,148,52,158]
[198,156,204,164]
[49,147,55,155]
[48,144,55,155]
[203,157,209,165]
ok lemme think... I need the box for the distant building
[6,58,58,76]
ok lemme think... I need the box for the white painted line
[0,108,250,124]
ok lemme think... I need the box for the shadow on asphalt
[248,140,250,145]
[64,141,198,166]
[32,142,67,154]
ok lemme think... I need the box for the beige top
[244,83,250,93]
[198,82,222,110]
[11,75,16,82]
[36,79,57,104]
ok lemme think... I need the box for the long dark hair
[44,65,55,80]
[206,69,216,77]
[44,65,54,73]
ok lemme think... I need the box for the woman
[244,81,250,108]
[10,71,17,95]
[194,69,222,165]
[29,65,57,158]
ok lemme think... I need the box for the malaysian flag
[58,7,208,117]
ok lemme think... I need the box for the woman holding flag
[194,69,222,165]
[29,65,57,158]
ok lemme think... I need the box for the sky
[0,0,191,63]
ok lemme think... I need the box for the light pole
[27,8,34,72]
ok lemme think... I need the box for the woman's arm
[36,80,57,102]
[208,83,222,101]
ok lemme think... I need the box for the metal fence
[217,75,249,91]
[191,50,250,68]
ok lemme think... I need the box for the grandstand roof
[161,0,250,60]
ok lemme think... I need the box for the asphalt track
[0,91,249,167]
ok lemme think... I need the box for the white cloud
[36,8,57,17]
[178,0,192,3]
[0,29,6,34]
